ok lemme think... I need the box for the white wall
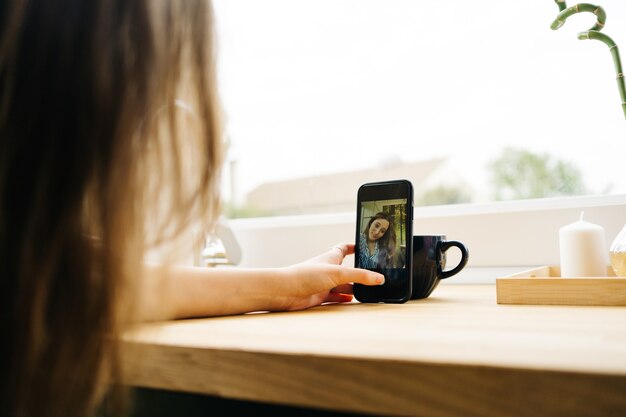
[227,194,626,270]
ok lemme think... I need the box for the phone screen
[354,180,413,303]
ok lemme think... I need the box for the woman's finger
[304,243,356,266]
[330,283,354,294]
[342,243,355,255]
[326,243,355,264]
[334,266,384,287]
[329,243,354,257]
[325,292,353,304]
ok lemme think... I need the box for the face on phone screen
[354,181,412,303]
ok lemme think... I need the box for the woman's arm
[141,243,384,320]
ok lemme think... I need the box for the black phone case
[353,179,413,303]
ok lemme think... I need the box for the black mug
[411,235,469,299]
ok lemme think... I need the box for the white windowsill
[226,194,626,269]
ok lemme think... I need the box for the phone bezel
[354,179,413,303]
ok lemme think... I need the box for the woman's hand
[274,243,384,311]
[145,243,384,320]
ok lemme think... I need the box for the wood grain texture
[497,266,626,306]
[121,285,626,416]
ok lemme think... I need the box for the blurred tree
[488,147,587,200]
[416,185,472,206]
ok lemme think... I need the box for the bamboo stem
[551,2,626,119]
[551,4,606,31]
[578,31,626,116]
[554,0,567,12]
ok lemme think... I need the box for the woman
[0,2,383,416]
[359,212,397,269]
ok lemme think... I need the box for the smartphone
[354,180,413,303]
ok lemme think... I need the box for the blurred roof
[245,157,448,215]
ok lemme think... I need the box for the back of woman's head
[0,1,221,416]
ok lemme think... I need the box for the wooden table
[121,284,626,417]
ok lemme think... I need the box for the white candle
[559,212,608,277]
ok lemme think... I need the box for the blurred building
[244,157,472,216]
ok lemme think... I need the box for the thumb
[338,267,385,286]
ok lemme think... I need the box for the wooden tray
[496,265,626,306]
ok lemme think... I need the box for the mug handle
[439,241,469,279]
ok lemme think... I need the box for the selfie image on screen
[357,199,407,272]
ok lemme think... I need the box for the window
[213,1,626,218]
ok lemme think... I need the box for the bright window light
[213,0,626,218]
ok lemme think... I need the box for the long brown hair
[363,212,397,267]
[0,1,222,416]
